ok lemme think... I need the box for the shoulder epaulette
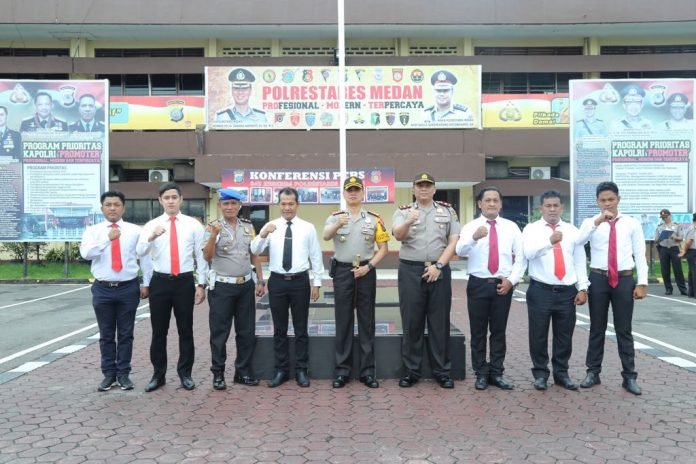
[215,106,231,115]
[253,108,266,115]
[367,210,381,217]
[423,106,434,112]
[239,217,252,224]
[453,103,469,111]
[399,204,412,210]
[331,210,346,216]
[435,201,453,208]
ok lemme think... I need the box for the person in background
[679,213,696,298]
[654,209,686,296]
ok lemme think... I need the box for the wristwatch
[367,262,375,271]
[435,261,444,270]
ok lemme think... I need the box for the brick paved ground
[1,279,695,463]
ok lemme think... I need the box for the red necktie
[110,223,122,272]
[547,223,566,280]
[608,218,619,288]
[487,219,499,275]
[170,216,180,276]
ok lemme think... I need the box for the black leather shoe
[680,290,688,296]
[144,376,165,392]
[233,375,260,386]
[117,375,134,391]
[533,378,548,391]
[333,375,350,388]
[580,372,601,388]
[359,375,379,388]
[489,376,514,390]
[398,374,419,388]
[436,375,454,389]
[295,370,310,387]
[554,376,578,391]
[622,378,642,395]
[180,376,196,391]
[97,375,117,392]
[474,376,488,390]
[665,289,673,295]
[268,371,289,388]
[213,373,226,390]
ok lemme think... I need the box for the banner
[206,66,481,130]
[220,168,395,204]
[110,96,204,130]
[0,79,109,242]
[482,94,569,128]
[570,79,696,238]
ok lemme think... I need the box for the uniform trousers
[208,279,257,376]
[466,275,513,378]
[526,280,576,380]
[148,273,196,379]
[685,249,696,297]
[586,272,637,380]
[332,264,377,377]
[268,272,311,373]
[91,279,140,376]
[397,261,452,378]
[659,245,686,293]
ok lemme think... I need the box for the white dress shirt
[456,215,527,285]
[137,213,208,285]
[250,216,324,287]
[522,219,589,290]
[577,213,648,286]
[80,219,152,286]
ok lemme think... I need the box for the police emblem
[339,235,346,242]
[392,68,403,82]
[410,69,424,83]
[321,69,331,82]
[320,112,334,127]
[275,113,286,124]
[370,113,380,126]
[281,69,295,83]
[263,70,276,83]
[302,69,313,83]
[399,112,409,126]
[355,69,365,81]
[370,170,382,184]
[290,113,301,126]
[305,112,316,127]
[169,107,184,122]
[386,112,396,126]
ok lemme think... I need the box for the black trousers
[268,272,311,373]
[586,272,637,380]
[397,262,452,378]
[526,280,576,380]
[91,280,140,376]
[332,264,377,377]
[208,280,257,376]
[659,245,686,293]
[466,275,513,378]
[148,273,195,378]
[685,249,696,297]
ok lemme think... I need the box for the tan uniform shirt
[206,218,255,277]
[325,209,390,263]
[392,201,460,262]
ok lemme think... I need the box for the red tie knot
[487,220,496,226]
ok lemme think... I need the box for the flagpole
[338,0,347,210]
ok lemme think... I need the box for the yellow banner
[482,94,569,128]
[206,65,481,130]
[110,96,204,130]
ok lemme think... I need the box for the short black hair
[539,189,562,204]
[100,190,125,204]
[595,181,619,197]
[34,91,52,104]
[158,182,181,197]
[277,187,299,203]
[477,186,502,202]
[79,93,96,104]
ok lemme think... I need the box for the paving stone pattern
[1,279,695,463]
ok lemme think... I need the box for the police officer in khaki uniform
[215,68,269,125]
[392,172,460,388]
[653,208,686,296]
[203,188,266,390]
[324,176,390,389]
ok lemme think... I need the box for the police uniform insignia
[236,70,246,81]
[437,208,443,213]
[399,204,411,210]
[339,236,347,242]
[332,210,346,216]
[364,217,371,224]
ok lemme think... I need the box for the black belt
[590,268,633,277]
[469,275,502,284]
[336,260,369,267]
[271,271,308,281]
[94,278,138,288]
[530,279,576,293]
[400,259,435,266]
[152,271,194,280]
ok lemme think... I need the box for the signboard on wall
[110,96,204,130]
[221,168,395,204]
[0,80,109,242]
[206,65,481,130]
[482,93,569,128]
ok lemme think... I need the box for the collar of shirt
[525,219,586,287]
[465,215,525,282]
[87,220,141,282]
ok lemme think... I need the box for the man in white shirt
[80,191,152,392]
[137,182,208,392]
[577,181,647,395]
[522,190,588,391]
[250,187,324,388]
[456,187,526,391]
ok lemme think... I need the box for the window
[601,45,696,55]
[482,73,582,94]
[94,48,204,57]
[0,73,70,80]
[122,199,207,225]
[97,74,204,96]
[600,70,696,80]
[0,48,69,57]
[475,47,582,56]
